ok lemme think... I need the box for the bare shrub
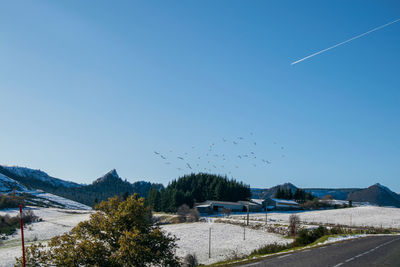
[177,204,191,222]
[0,194,25,209]
[226,249,242,261]
[322,195,334,200]
[186,208,199,222]
[288,214,300,235]
[177,204,199,223]
[221,208,232,217]
[182,253,198,267]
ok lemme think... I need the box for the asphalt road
[238,235,400,267]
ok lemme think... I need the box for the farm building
[238,201,263,212]
[250,199,267,210]
[195,200,262,214]
[266,198,300,210]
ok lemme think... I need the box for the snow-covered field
[2,206,399,266]
[227,206,400,229]
[161,222,289,265]
[0,207,93,267]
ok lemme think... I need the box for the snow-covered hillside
[0,165,80,188]
[29,192,92,210]
[0,173,27,193]
[0,171,91,210]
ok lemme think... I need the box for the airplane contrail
[291,18,400,65]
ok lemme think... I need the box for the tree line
[147,173,251,212]
[274,187,314,203]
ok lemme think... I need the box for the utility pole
[265,205,268,226]
[209,227,211,259]
[293,221,296,250]
[246,204,249,226]
[350,214,352,228]
[19,204,26,267]
[243,225,246,240]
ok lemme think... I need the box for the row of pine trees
[274,187,314,203]
[147,173,251,212]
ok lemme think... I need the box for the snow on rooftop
[251,199,265,205]
[270,198,298,205]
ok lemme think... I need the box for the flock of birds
[153,133,286,175]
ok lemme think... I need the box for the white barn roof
[270,198,298,205]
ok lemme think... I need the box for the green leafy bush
[15,195,179,267]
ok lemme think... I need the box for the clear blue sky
[1,1,399,191]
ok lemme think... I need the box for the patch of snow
[270,198,298,205]
[324,234,367,244]
[31,192,92,210]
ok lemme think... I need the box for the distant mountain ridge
[251,182,400,208]
[0,165,163,207]
[347,183,400,208]
[0,165,81,189]
[251,182,298,199]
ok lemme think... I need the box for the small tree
[322,195,334,200]
[177,204,191,223]
[288,214,300,235]
[186,208,199,222]
[182,253,198,267]
[177,204,199,223]
[15,195,179,267]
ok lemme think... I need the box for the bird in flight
[177,157,184,160]
[160,155,166,160]
[154,151,160,155]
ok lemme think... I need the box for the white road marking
[278,254,292,259]
[332,237,400,267]
[241,262,259,267]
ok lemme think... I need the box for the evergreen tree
[16,195,179,266]
[158,173,250,212]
